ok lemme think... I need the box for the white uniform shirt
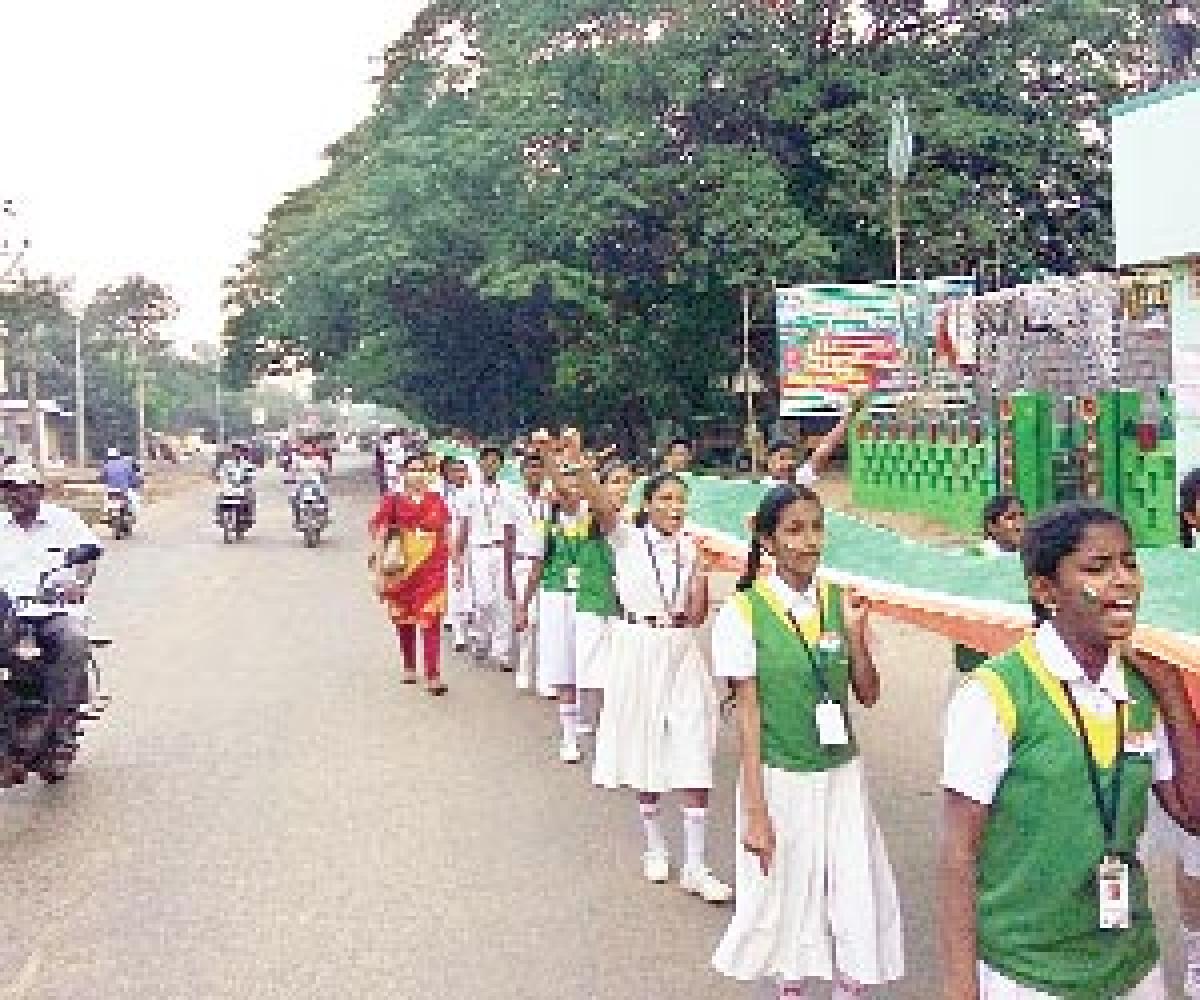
[463,481,514,547]
[292,454,326,483]
[942,621,1174,806]
[0,503,102,601]
[610,521,698,617]
[711,573,817,679]
[506,487,550,559]
[760,462,818,488]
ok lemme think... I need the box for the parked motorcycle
[293,479,330,548]
[0,547,110,787]
[104,488,135,540]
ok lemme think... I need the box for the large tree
[222,0,1164,445]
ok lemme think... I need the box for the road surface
[0,457,1184,998]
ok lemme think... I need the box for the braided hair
[737,484,823,590]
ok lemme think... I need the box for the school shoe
[679,865,733,904]
[558,740,581,764]
[642,849,670,884]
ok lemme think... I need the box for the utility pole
[888,97,914,351]
[215,347,225,447]
[26,322,44,471]
[741,285,756,476]
[131,310,147,460]
[74,315,86,467]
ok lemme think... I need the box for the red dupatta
[370,490,451,621]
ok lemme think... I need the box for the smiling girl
[939,503,1200,999]
[710,485,904,999]
[542,431,731,904]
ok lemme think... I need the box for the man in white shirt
[505,452,549,691]
[289,438,329,526]
[0,464,102,748]
[761,391,867,487]
[457,446,516,666]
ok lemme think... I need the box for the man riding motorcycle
[101,446,143,520]
[289,439,330,527]
[212,441,257,525]
[0,464,102,782]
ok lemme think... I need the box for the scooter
[104,488,135,540]
[0,547,111,788]
[293,479,330,548]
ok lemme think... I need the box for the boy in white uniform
[458,446,515,666]
[506,452,549,692]
[440,457,474,652]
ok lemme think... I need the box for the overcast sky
[0,0,423,351]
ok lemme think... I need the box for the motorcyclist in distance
[212,441,257,525]
[289,438,330,527]
[101,447,143,519]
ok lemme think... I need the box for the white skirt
[538,590,576,689]
[1142,795,1200,876]
[574,611,610,691]
[592,621,717,793]
[712,759,905,987]
[978,962,1166,998]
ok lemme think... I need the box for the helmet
[0,463,44,488]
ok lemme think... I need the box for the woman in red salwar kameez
[370,452,452,695]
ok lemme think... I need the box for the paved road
[0,458,1184,999]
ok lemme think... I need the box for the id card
[566,566,581,591]
[815,700,849,746]
[1098,855,1131,930]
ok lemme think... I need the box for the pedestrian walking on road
[370,452,451,695]
[458,446,516,667]
[572,458,630,735]
[710,484,904,999]
[940,503,1200,999]
[508,451,549,694]
[549,430,730,905]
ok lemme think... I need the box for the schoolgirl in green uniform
[573,459,633,732]
[940,503,1200,999]
[711,484,904,999]
[534,467,590,764]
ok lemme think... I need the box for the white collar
[643,522,683,547]
[1034,621,1129,702]
[765,572,817,615]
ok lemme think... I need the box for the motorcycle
[293,479,330,548]
[104,488,135,540]
[0,546,110,787]
[217,472,254,544]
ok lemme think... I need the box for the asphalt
[0,456,1185,999]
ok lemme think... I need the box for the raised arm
[806,391,867,479]
[539,432,620,535]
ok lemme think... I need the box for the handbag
[369,530,407,591]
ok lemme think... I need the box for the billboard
[777,279,973,416]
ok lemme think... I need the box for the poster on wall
[776,278,973,417]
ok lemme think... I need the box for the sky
[0,0,424,353]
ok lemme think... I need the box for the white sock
[1186,929,1200,997]
[559,703,578,745]
[639,801,667,856]
[682,806,707,871]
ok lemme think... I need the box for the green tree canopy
[222,0,1162,448]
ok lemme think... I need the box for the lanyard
[480,483,499,531]
[642,528,683,612]
[1061,681,1126,851]
[785,599,834,702]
